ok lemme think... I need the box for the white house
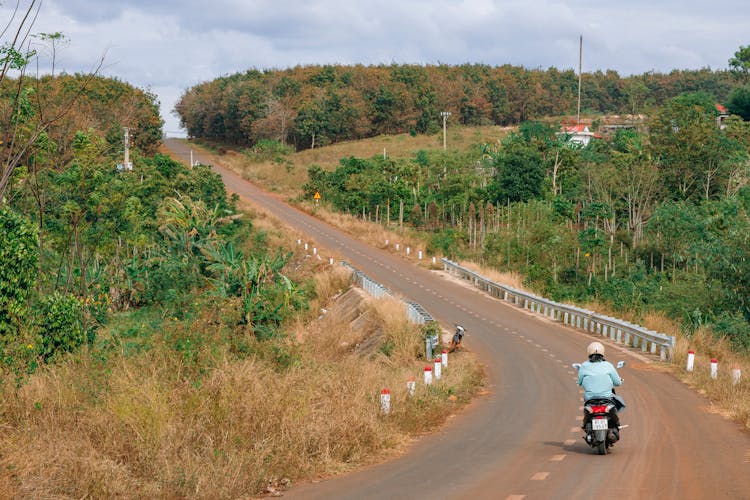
[557,124,596,147]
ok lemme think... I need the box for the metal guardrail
[442,259,676,360]
[340,262,434,325]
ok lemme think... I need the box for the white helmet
[587,341,605,356]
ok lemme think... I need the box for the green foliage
[727,85,750,120]
[489,135,545,203]
[202,244,307,339]
[177,64,741,149]
[428,229,463,259]
[0,208,38,338]
[729,45,750,77]
[296,110,750,351]
[38,292,85,361]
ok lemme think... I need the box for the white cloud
[2,0,748,135]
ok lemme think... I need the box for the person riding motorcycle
[577,342,623,438]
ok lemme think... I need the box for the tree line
[175,63,746,149]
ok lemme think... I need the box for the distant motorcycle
[572,360,626,455]
[448,325,465,353]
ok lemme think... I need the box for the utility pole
[441,111,451,151]
[123,127,132,171]
[577,35,582,126]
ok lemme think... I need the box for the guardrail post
[624,331,630,346]
[650,341,657,355]
[659,345,666,361]
[641,339,648,352]
[564,312,569,324]
[616,329,622,343]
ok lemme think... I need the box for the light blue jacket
[577,360,622,401]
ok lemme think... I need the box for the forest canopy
[175,64,739,149]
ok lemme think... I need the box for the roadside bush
[0,208,38,339]
[713,312,750,351]
[245,139,294,162]
[38,292,85,361]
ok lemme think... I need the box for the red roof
[560,124,590,133]
[716,103,728,114]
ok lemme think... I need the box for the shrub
[0,208,38,339]
[38,292,85,361]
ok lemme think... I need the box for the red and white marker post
[441,349,448,368]
[434,357,442,380]
[380,388,391,415]
[732,365,742,386]
[686,350,695,372]
[424,366,433,385]
[710,358,718,379]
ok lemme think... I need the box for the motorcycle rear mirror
[616,361,626,369]
[572,363,582,371]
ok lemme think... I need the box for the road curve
[164,139,750,500]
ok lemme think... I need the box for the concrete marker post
[313,247,317,255]
[710,358,718,379]
[380,388,391,415]
[329,257,334,265]
[686,350,695,371]
[424,366,433,385]
[434,358,442,380]
[304,243,308,251]
[732,365,741,385]
[407,377,416,396]
[432,256,437,265]
[396,243,400,251]
[418,250,423,260]
[441,349,448,368]
[406,246,411,256]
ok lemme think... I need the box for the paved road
[165,139,750,499]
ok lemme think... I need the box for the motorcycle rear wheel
[596,442,607,455]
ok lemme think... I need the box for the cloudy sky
[3,0,748,135]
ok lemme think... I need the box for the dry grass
[0,274,483,498]
[457,261,529,291]
[671,328,750,430]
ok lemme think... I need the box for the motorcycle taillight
[590,405,609,413]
